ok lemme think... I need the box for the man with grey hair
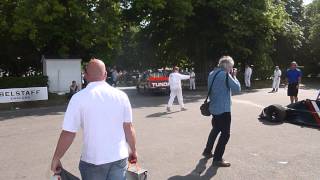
[202,56,241,167]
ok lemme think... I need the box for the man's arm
[123,122,137,163]
[298,75,302,84]
[228,73,241,93]
[297,76,302,89]
[51,130,76,173]
[179,73,190,80]
[297,70,302,88]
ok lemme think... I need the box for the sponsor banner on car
[151,82,169,87]
[0,87,48,103]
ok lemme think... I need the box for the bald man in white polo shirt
[51,59,137,180]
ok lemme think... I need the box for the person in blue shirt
[202,56,241,167]
[286,61,302,104]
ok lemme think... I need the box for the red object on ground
[305,100,320,126]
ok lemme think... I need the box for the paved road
[0,86,319,180]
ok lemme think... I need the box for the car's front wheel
[266,104,287,122]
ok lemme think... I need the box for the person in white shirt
[271,66,282,92]
[244,64,252,89]
[189,68,196,90]
[51,59,137,180]
[167,66,190,112]
[111,66,119,86]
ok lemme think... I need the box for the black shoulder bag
[200,70,223,116]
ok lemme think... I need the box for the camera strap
[205,70,222,103]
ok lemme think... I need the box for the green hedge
[0,76,48,89]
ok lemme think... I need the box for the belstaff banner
[0,87,48,103]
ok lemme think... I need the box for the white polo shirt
[63,81,132,165]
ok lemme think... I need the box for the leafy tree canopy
[0,0,318,77]
[123,0,291,76]
[304,0,320,74]
[0,0,122,76]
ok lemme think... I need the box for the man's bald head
[85,59,107,82]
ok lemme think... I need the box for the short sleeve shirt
[63,81,132,165]
[286,69,302,84]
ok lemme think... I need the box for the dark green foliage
[0,0,319,78]
[271,0,305,70]
[0,0,122,76]
[0,76,48,88]
[119,0,319,78]
[304,0,320,75]
[121,0,294,78]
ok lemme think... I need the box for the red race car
[137,71,170,94]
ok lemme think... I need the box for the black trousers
[287,83,299,96]
[204,112,231,161]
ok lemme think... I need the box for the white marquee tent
[43,58,82,93]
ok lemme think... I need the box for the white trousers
[245,77,251,87]
[168,88,184,108]
[190,79,196,90]
[272,78,281,89]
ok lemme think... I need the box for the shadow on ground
[124,87,263,109]
[2,83,317,122]
[0,87,264,121]
[168,158,220,180]
[258,117,320,131]
[0,105,66,121]
[122,88,207,109]
[258,117,284,126]
[146,110,180,118]
[0,88,203,121]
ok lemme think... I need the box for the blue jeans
[79,158,127,180]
